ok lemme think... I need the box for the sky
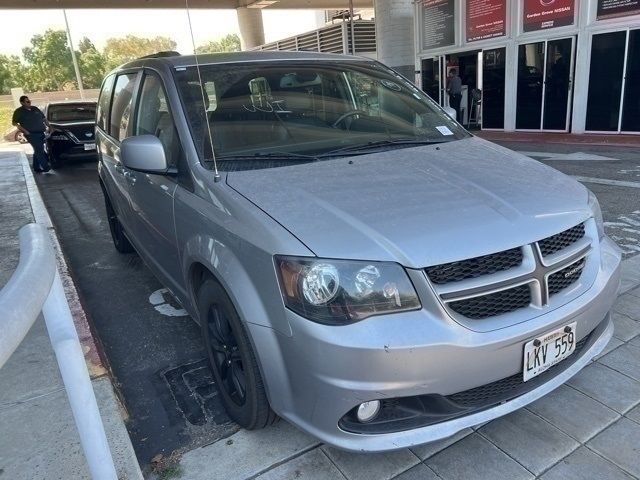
[0,8,326,56]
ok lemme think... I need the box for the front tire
[198,279,276,429]
[103,191,134,253]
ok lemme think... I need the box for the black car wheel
[198,278,277,429]
[103,191,134,253]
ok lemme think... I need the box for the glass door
[421,57,441,103]
[621,30,640,132]
[516,37,575,131]
[482,47,506,129]
[586,28,640,133]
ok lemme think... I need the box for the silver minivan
[96,51,621,452]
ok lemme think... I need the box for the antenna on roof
[185,0,220,182]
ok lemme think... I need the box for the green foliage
[77,37,107,89]
[103,35,177,71]
[196,34,241,54]
[0,54,23,94]
[21,29,76,91]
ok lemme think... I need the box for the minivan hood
[226,137,590,268]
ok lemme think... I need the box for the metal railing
[0,223,117,480]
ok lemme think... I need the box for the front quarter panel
[174,163,314,336]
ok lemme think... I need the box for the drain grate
[161,359,230,426]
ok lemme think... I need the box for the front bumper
[250,236,621,452]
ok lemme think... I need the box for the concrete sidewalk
[475,130,640,148]
[0,147,142,479]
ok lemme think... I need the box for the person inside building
[447,68,462,123]
[12,95,50,172]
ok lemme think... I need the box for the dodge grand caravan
[96,51,621,452]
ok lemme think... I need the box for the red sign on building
[597,0,640,19]
[466,0,506,43]
[523,0,575,32]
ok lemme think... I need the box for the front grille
[538,223,585,257]
[448,333,590,407]
[426,248,522,285]
[449,284,531,319]
[548,258,586,295]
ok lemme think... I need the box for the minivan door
[99,72,141,235]
[124,71,183,294]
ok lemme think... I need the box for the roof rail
[138,51,181,60]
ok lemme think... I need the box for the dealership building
[411,0,640,134]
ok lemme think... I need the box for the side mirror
[120,135,168,173]
[443,106,457,121]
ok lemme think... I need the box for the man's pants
[449,93,462,123]
[26,133,50,171]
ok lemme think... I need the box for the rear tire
[103,190,134,253]
[198,278,277,429]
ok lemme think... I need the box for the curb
[17,148,108,378]
[14,146,143,479]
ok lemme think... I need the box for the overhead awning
[1,0,372,8]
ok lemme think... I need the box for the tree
[77,37,107,89]
[0,54,23,95]
[103,35,177,70]
[196,34,241,54]
[21,29,76,91]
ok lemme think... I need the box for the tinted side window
[134,74,182,167]
[110,73,138,141]
[97,74,114,130]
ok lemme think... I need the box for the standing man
[12,95,50,172]
[447,68,462,123]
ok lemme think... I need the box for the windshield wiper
[217,152,319,162]
[319,139,449,158]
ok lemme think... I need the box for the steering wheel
[332,110,368,129]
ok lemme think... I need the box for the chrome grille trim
[426,222,594,320]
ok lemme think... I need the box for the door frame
[515,35,576,133]
[584,27,640,135]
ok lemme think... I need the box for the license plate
[84,143,96,151]
[523,322,576,382]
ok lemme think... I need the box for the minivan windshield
[175,60,469,169]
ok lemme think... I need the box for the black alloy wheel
[207,304,247,406]
[198,279,277,429]
[102,190,134,253]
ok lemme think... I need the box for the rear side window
[109,73,138,141]
[97,74,114,130]
[134,73,182,168]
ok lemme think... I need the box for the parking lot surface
[31,141,640,478]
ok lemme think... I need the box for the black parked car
[45,101,97,167]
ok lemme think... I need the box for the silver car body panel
[96,51,622,452]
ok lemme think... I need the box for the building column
[373,0,415,79]
[237,7,265,50]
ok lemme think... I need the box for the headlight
[588,190,604,239]
[275,256,421,325]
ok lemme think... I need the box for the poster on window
[466,0,506,42]
[523,0,575,32]
[597,0,640,19]
[422,0,455,50]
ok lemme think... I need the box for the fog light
[356,400,380,423]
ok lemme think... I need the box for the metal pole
[63,9,84,99]
[349,0,356,55]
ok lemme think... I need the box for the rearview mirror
[121,135,168,173]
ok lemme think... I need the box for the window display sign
[597,0,640,19]
[466,0,506,42]
[523,0,575,32]
[422,0,455,50]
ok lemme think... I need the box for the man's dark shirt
[12,106,46,133]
